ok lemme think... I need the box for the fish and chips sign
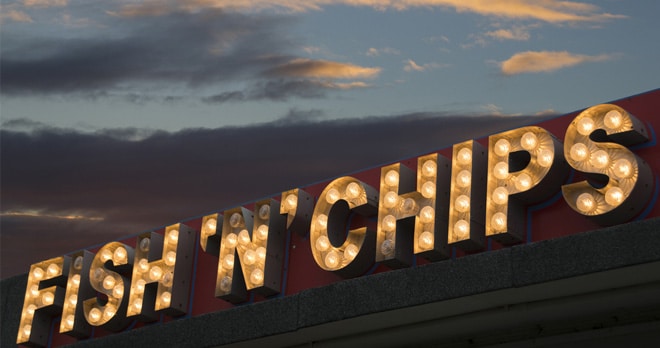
[17,98,659,346]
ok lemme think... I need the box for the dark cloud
[0,113,549,278]
[201,79,334,103]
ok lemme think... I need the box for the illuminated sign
[16,103,657,347]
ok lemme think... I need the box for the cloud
[485,26,531,41]
[1,112,548,278]
[366,47,400,57]
[500,50,615,75]
[114,0,625,23]
[22,0,67,8]
[267,58,381,79]
[0,9,33,22]
[403,59,447,72]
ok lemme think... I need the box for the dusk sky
[1,0,659,278]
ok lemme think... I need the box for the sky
[1,0,659,278]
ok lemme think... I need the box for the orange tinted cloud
[268,58,381,79]
[500,51,614,75]
[0,9,33,22]
[22,0,67,7]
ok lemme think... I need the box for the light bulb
[103,275,116,290]
[419,206,435,223]
[455,195,470,213]
[612,158,633,179]
[316,214,328,228]
[256,224,268,240]
[324,251,340,268]
[165,251,176,266]
[112,284,124,299]
[136,279,146,292]
[72,274,81,286]
[65,314,75,329]
[345,182,362,199]
[604,110,623,130]
[138,258,149,272]
[315,235,330,251]
[29,284,39,297]
[93,267,104,281]
[162,271,174,287]
[250,269,264,285]
[100,249,113,262]
[225,233,238,248]
[74,256,83,270]
[421,181,436,198]
[69,294,78,305]
[577,117,595,136]
[285,193,298,210]
[132,298,143,312]
[160,291,171,304]
[605,187,624,206]
[257,246,266,260]
[537,148,553,168]
[491,212,507,231]
[576,192,597,213]
[457,148,472,165]
[229,213,243,228]
[456,170,471,188]
[453,220,469,239]
[326,188,341,204]
[205,218,217,233]
[27,304,37,315]
[41,291,54,305]
[570,143,589,162]
[167,230,179,244]
[520,132,538,151]
[113,247,127,262]
[422,160,436,177]
[22,324,32,337]
[219,276,232,292]
[494,161,509,180]
[343,244,359,260]
[149,266,163,281]
[243,249,257,265]
[139,238,150,252]
[384,170,399,187]
[47,263,60,277]
[515,173,532,191]
[492,187,508,205]
[32,267,44,280]
[103,306,116,320]
[382,215,396,231]
[383,191,399,208]
[238,229,251,245]
[418,231,434,250]
[402,198,416,213]
[222,254,235,269]
[494,139,511,156]
[380,239,394,255]
[590,150,610,169]
[258,204,270,220]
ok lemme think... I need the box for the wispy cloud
[485,26,531,41]
[0,8,33,22]
[500,50,615,75]
[366,47,400,57]
[22,0,67,8]
[267,58,381,79]
[403,59,447,72]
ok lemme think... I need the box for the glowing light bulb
[457,148,472,165]
[537,148,553,168]
[455,195,470,213]
[225,233,238,248]
[521,132,538,151]
[576,192,597,213]
[222,254,235,269]
[422,160,437,177]
[250,269,264,285]
[27,304,37,315]
[100,249,113,262]
[165,251,176,266]
[72,274,81,286]
[570,143,589,162]
[139,238,150,252]
[32,267,44,280]
[136,279,146,292]
[102,275,116,290]
[456,170,471,188]
[238,229,251,245]
[345,182,362,199]
[103,306,116,320]
[492,187,508,205]
[219,276,232,292]
[604,110,623,130]
[577,117,595,135]
[324,251,340,268]
[132,298,143,312]
[491,212,507,231]
[515,173,532,191]
[258,204,270,220]
[317,214,328,228]
[454,220,469,239]
[112,284,124,299]
[22,324,32,337]
[315,235,330,251]
[69,294,78,305]
[162,271,174,287]
[167,230,179,244]
[343,244,359,260]
[384,170,399,187]
[74,256,83,270]
[113,247,127,262]
[256,224,268,240]
[160,291,171,304]
[285,193,298,210]
[605,187,624,206]
[494,162,509,180]
[41,291,54,305]
[590,150,610,169]
[383,191,399,208]
[244,249,257,265]
[418,231,434,250]
[421,181,436,198]
[205,218,217,233]
[419,206,435,223]
[326,188,340,204]
[382,214,396,231]
[381,239,394,255]
[93,268,104,281]
[46,263,60,277]
[138,258,149,272]
[65,314,75,329]
[149,266,163,281]
[612,158,633,179]
[29,284,39,297]
[494,139,511,156]
[402,198,416,213]
[229,213,243,228]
